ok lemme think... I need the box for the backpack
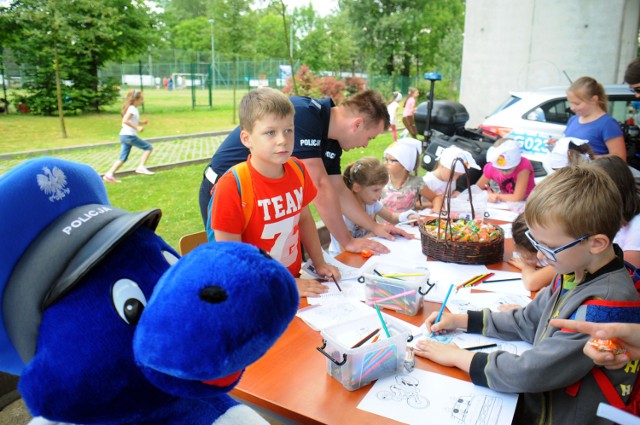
[556,262,640,416]
[206,158,305,241]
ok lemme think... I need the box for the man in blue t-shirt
[199,89,407,255]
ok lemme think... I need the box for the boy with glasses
[415,164,640,424]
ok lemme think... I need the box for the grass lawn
[0,87,253,154]
[1,87,404,251]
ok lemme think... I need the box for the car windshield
[486,95,521,118]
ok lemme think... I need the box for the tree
[2,0,159,116]
[207,0,253,122]
[270,0,297,94]
[339,0,464,77]
[170,17,213,57]
[340,0,423,76]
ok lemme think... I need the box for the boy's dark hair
[238,88,294,132]
[343,90,391,131]
[343,157,388,190]
[512,213,536,253]
[525,164,622,241]
[592,156,640,223]
[624,58,640,85]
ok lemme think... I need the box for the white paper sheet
[446,288,532,314]
[367,232,427,267]
[451,333,534,354]
[473,280,531,297]
[422,262,489,303]
[483,208,519,222]
[301,250,363,281]
[357,369,518,425]
[407,323,533,355]
[295,299,376,331]
[306,282,366,305]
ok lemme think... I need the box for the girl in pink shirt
[402,88,419,138]
[475,138,536,202]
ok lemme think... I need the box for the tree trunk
[53,42,68,138]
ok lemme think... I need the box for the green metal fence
[1,46,461,110]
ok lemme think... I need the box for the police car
[478,84,639,175]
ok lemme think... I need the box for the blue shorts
[119,135,153,161]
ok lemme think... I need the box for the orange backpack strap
[230,162,254,232]
[288,157,305,186]
[230,158,305,232]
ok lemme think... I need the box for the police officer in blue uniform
[199,89,409,255]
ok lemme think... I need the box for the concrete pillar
[460,0,640,126]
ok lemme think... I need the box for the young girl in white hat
[421,145,480,214]
[381,138,425,213]
[475,138,535,203]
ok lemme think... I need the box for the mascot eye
[199,285,228,304]
[112,279,147,326]
[162,250,180,265]
[258,248,272,260]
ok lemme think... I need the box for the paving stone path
[0,131,232,176]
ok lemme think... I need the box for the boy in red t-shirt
[209,88,340,297]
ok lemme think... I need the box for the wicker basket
[419,157,504,264]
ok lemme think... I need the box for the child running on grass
[103,89,154,182]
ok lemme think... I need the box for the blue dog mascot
[0,157,299,424]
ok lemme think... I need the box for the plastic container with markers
[316,315,412,391]
[360,261,430,316]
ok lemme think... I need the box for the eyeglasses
[629,86,640,94]
[524,230,590,262]
[384,157,399,163]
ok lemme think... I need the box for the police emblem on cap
[37,166,70,202]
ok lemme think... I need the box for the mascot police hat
[0,157,161,374]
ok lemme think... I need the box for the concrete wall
[460,0,640,127]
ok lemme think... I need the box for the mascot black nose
[199,286,228,304]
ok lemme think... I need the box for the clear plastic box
[317,315,412,391]
[360,261,430,316]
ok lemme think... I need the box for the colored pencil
[455,274,484,291]
[464,343,498,351]
[331,275,342,292]
[361,348,395,379]
[432,284,454,336]
[374,304,391,338]
[483,278,522,283]
[351,328,381,349]
[468,272,495,287]
[381,273,426,278]
[372,289,417,304]
[455,273,491,291]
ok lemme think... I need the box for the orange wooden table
[231,233,519,424]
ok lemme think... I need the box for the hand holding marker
[432,284,454,336]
